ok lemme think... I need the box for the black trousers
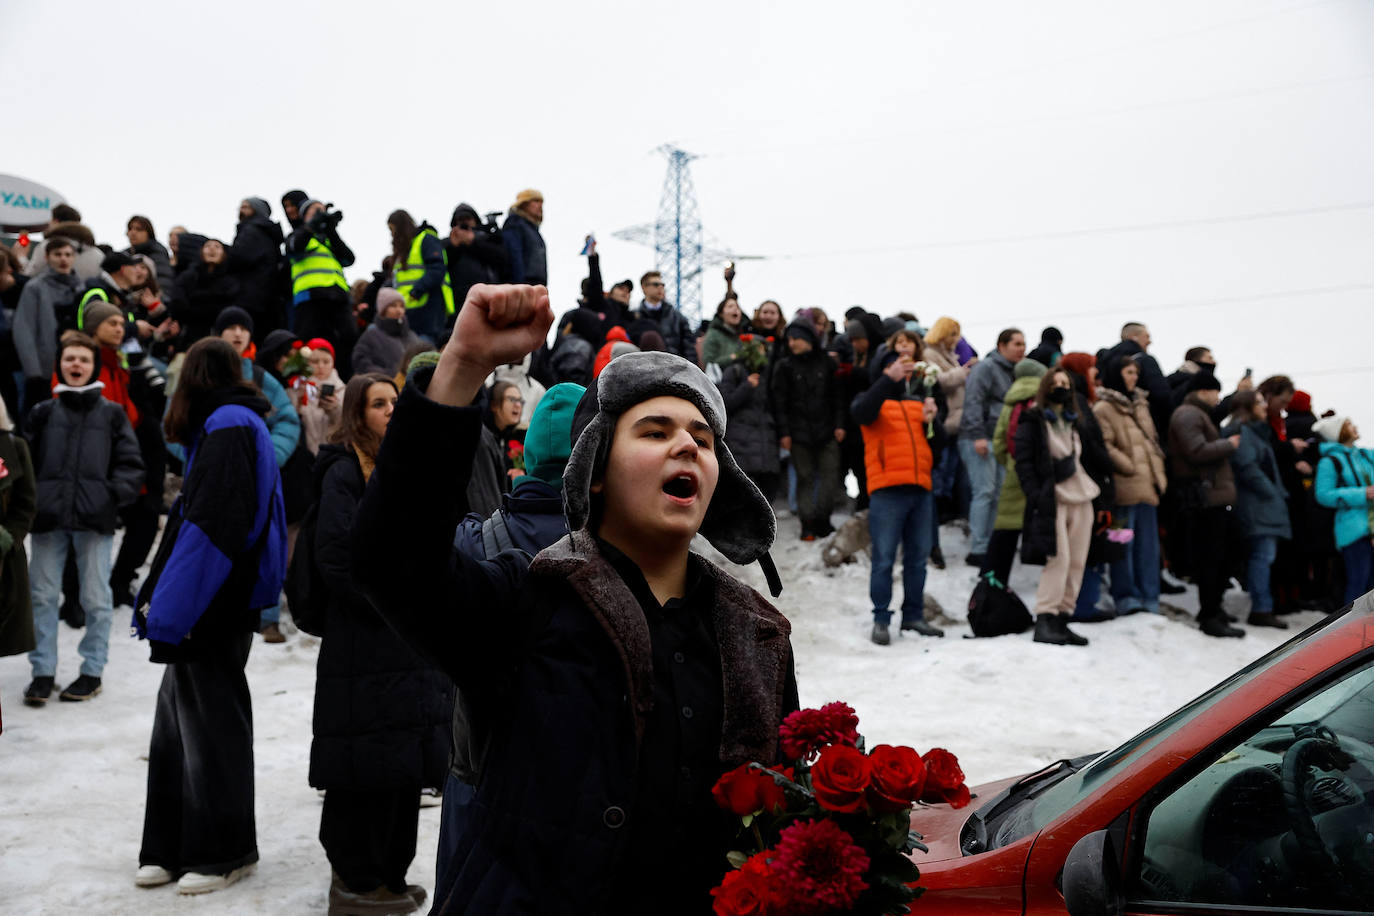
[140,633,257,875]
[982,528,1022,586]
[293,289,356,377]
[320,788,419,893]
[1192,506,1230,622]
[112,500,160,592]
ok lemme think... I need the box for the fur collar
[529,529,792,765]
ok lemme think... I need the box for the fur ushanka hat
[564,350,781,595]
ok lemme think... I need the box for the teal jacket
[1314,441,1374,549]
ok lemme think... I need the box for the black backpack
[967,574,1033,637]
[284,481,327,636]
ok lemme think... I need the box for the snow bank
[0,517,1318,913]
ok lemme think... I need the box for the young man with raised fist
[354,283,798,915]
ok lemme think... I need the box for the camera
[308,202,345,236]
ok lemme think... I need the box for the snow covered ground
[0,513,1322,914]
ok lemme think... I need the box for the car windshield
[984,605,1361,850]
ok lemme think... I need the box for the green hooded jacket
[992,374,1043,531]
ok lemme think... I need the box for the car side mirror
[1063,830,1124,916]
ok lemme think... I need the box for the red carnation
[920,748,971,809]
[765,336,775,343]
[712,764,791,817]
[768,819,869,915]
[739,333,754,342]
[711,855,775,916]
[779,702,860,762]
[866,744,927,813]
[810,744,871,814]
[291,340,303,350]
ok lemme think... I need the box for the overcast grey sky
[5,0,1373,427]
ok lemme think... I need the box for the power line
[699,70,1374,161]
[764,201,1374,260]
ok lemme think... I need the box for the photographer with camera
[444,204,509,321]
[287,198,356,372]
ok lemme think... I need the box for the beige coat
[923,344,969,437]
[290,370,345,456]
[1093,387,1167,506]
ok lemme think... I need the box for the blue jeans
[29,529,115,678]
[1247,535,1279,614]
[435,772,477,907]
[868,485,933,625]
[1342,538,1374,606]
[1109,503,1161,614]
[958,437,1004,555]
[1074,564,1105,618]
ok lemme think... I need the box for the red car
[910,594,1374,915]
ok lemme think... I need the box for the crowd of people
[1,189,1372,913]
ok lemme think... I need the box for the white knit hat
[1312,415,1349,443]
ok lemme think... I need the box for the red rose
[712,764,790,817]
[921,748,971,809]
[810,744,871,814]
[769,820,869,915]
[739,333,754,342]
[866,744,926,813]
[779,702,860,762]
[711,858,774,916]
[766,336,775,343]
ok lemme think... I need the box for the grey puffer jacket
[717,362,780,476]
[352,317,420,376]
[27,384,145,534]
[1167,394,1237,508]
[959,351,1017,441]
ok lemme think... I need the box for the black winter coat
[445,233,509,311]
[770,349,843,446]
[27,385,144,534]
[717,362,780,476]
[353,379,798,915]
[172,262,241,345]
[309,445,450,791]
[1013,401,1114,565]
[229,214,286,328]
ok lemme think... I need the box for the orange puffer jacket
[862,398,934,493]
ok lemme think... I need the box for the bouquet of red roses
[736,334,772,374]
[709,701,969,916]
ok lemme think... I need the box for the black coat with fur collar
[354,378,799,915]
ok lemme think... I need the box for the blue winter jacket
[135,391,287,652]
[165,357,300,468]
[1221,419,1291,541]
[1314,441,1374,549]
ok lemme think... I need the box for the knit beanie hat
[214,306,254,336]
[244,197,272,219]
[306,337,335,358]
[844,319,867,342]
[406,350,441,375]
[81,299,123,334]
[784,317,819,348]
[517,383,585,490]
[1187,369,1222,392]
[1014,358,1048,380]
[564,351,779,593]
[258,329,299,365]
[101,251,139,274]
[1289,390,1312,414]
[282,190,309,209]
[375,288,404,313]
[1312,415,1349,443]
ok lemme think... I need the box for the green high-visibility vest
[395,227,455,316]
[291,236,349,298]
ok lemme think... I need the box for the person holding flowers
[849,328,947,644]
[703,297,751,369]
[717,332,781,503]
[354,283,799,915]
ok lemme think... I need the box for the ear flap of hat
[698,439,777,567]
[562,412,612,533]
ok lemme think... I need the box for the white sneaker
[177,863,255,895]
[135,865,173,887]
[419,788,443,808]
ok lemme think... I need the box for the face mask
[1048,387,1073,405]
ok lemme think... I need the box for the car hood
[910,773,1022,863]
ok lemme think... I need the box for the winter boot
[900,619,945,638]
[1033,614,1066,645]
[1200,615,1245,638]
[1057,615,1089,646]
[327,874,420,914]
[870,622,891,646]
[23,676,55,707]
[260,623,286,643]
[1247,612,1288,630]
[59,675,103,701]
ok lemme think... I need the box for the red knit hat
[1289,390,1311,413]
[305,337,335,358]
